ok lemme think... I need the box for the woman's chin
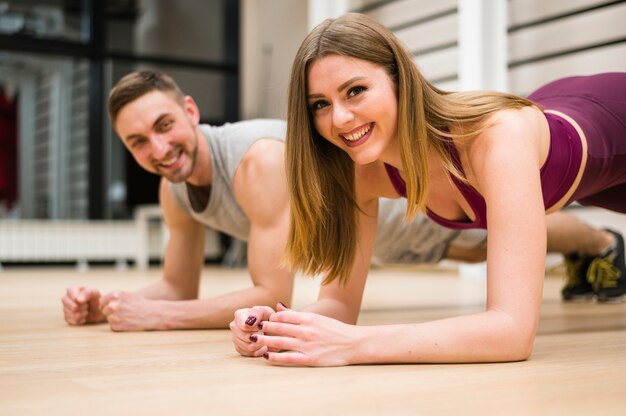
[349,149,381,166]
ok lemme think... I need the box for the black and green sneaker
[588,229,626,303]
[561,252,594,301]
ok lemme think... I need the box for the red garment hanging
[0,87,18,209]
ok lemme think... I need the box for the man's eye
[159,120,173,131]
[131,139,145,149]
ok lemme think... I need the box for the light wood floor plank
[1,266,625,415]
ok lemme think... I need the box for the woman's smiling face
[306,54,398,165]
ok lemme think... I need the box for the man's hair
[108,70,185,125]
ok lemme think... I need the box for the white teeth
[160,151,180,167]
[343,124,371,141]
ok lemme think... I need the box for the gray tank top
[374,198,488,264]
[169,119,286,241]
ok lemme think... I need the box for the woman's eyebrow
[307,77,366,100]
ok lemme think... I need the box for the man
[62,71,291,331]
[61,71,618,331]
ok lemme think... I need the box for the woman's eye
[348,86,366,97]
[310,101,329,111]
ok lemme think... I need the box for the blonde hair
[108,70,185,125]
[285,13,537,284]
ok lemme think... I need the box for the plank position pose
[58,70,477,331]
[231,13,626,365]
[62,71,291,330]
[62,71,618,332]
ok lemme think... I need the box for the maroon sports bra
[384,111,583,229]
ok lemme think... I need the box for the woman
[230,13,626,366]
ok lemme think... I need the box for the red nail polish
[250,334,258,342]
[258,322,263,330]
[245,316,257,326]
[279,301,287,308]
[263,352,269,360]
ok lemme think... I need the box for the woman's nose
[332,102,355,128]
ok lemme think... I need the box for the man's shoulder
[240,139,284,172]
[202,118,285,130]
[205,119,286,140]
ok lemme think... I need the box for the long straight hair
[285,13,537,284]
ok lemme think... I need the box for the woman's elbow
[509,340,534,361]
[502,327,536,362]
[260,285,293,307]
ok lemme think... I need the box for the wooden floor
[1,265,625,415]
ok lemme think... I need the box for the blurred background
[0,0,625,267]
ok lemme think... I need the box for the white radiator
[0,205,223,270]
[0,220,141,266]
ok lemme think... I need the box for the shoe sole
[562,293,595,302]
[596,294,626,303]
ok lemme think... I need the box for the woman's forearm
[350,310,536,364]
[301,298,361,324]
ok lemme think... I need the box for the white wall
[134,0,226,120]
[507,0,626,94]
[240,0,308,120]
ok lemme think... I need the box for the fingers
[260,318,304,337]
[100,292,150,331]
[230,305,280,358]
[67,286,99,304]
[99,290,127,316]
[253,332,301,352]
[230,324,300,358]
[100,303,115,318]
[66,286,83,303]
[229,319,267,357]
[229,317,260,343]
[99,292,125,330]
[269,310,311,325]
[230,311,265,357]
[250,315,310,355]
[263,351,310,367]
[99,290,118,311]
[62,286,100,325]
[229,303,297,358]
[232,306,275,333]
[62,293,79,312]
[62,295,88,325]
[247,305,276,326]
